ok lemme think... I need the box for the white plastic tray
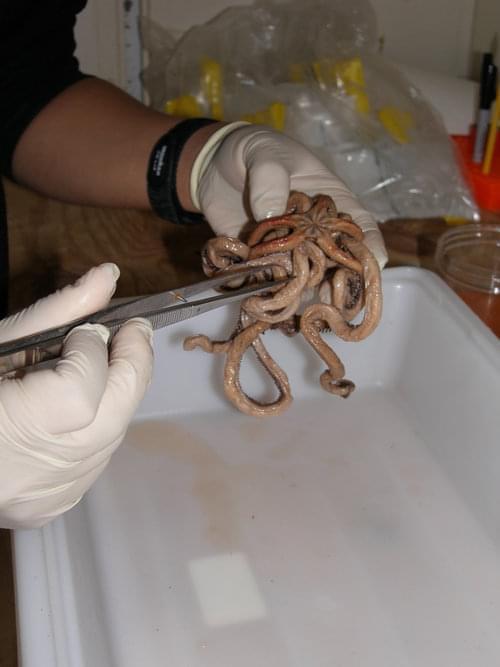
[13,268,500,667]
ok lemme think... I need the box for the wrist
[188,121,250,210]
[176,120,228,212]
[147,118,220,224]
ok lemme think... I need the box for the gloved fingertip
[66,322,111,345]
[107,319,155,395]
[251,193,289,221]
[364,229,388,271]
[126,318,154,345]
[75,263,120,297]
[102,263,120,283]
[378,253,388,271]
[247,158,290,221]
[219,223,243,238]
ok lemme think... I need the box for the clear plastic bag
[141,0,478,221]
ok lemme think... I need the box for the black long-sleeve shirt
[0,0,87,314]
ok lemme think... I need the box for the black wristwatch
[146,117,217,225]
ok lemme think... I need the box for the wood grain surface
[4,178,212,314]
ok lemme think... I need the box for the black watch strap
[147,118,217,225]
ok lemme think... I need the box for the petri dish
[435,223,500,336]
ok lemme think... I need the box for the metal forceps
[0,266,285,376]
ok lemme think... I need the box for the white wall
[145,0,475,77]
[370,0,475,76]
[471,0,500,78]
[75,1,124,85]
[76,0,494,89]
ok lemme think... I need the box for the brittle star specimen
[184,192,382,416]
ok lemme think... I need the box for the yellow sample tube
[482,87,500,175]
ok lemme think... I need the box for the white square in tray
[14,268,500,667]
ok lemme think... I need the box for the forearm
[11,77,225,212]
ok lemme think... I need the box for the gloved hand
[193,123,388,269]
[0,264,153,529]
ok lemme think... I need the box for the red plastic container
[452,129,500,212]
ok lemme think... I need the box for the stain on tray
[127,420,240,550]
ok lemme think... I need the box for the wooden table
[5,179,214,314]
[1,178,498,666]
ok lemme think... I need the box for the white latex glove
[193,123,388,269]
[0,264,153,529]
